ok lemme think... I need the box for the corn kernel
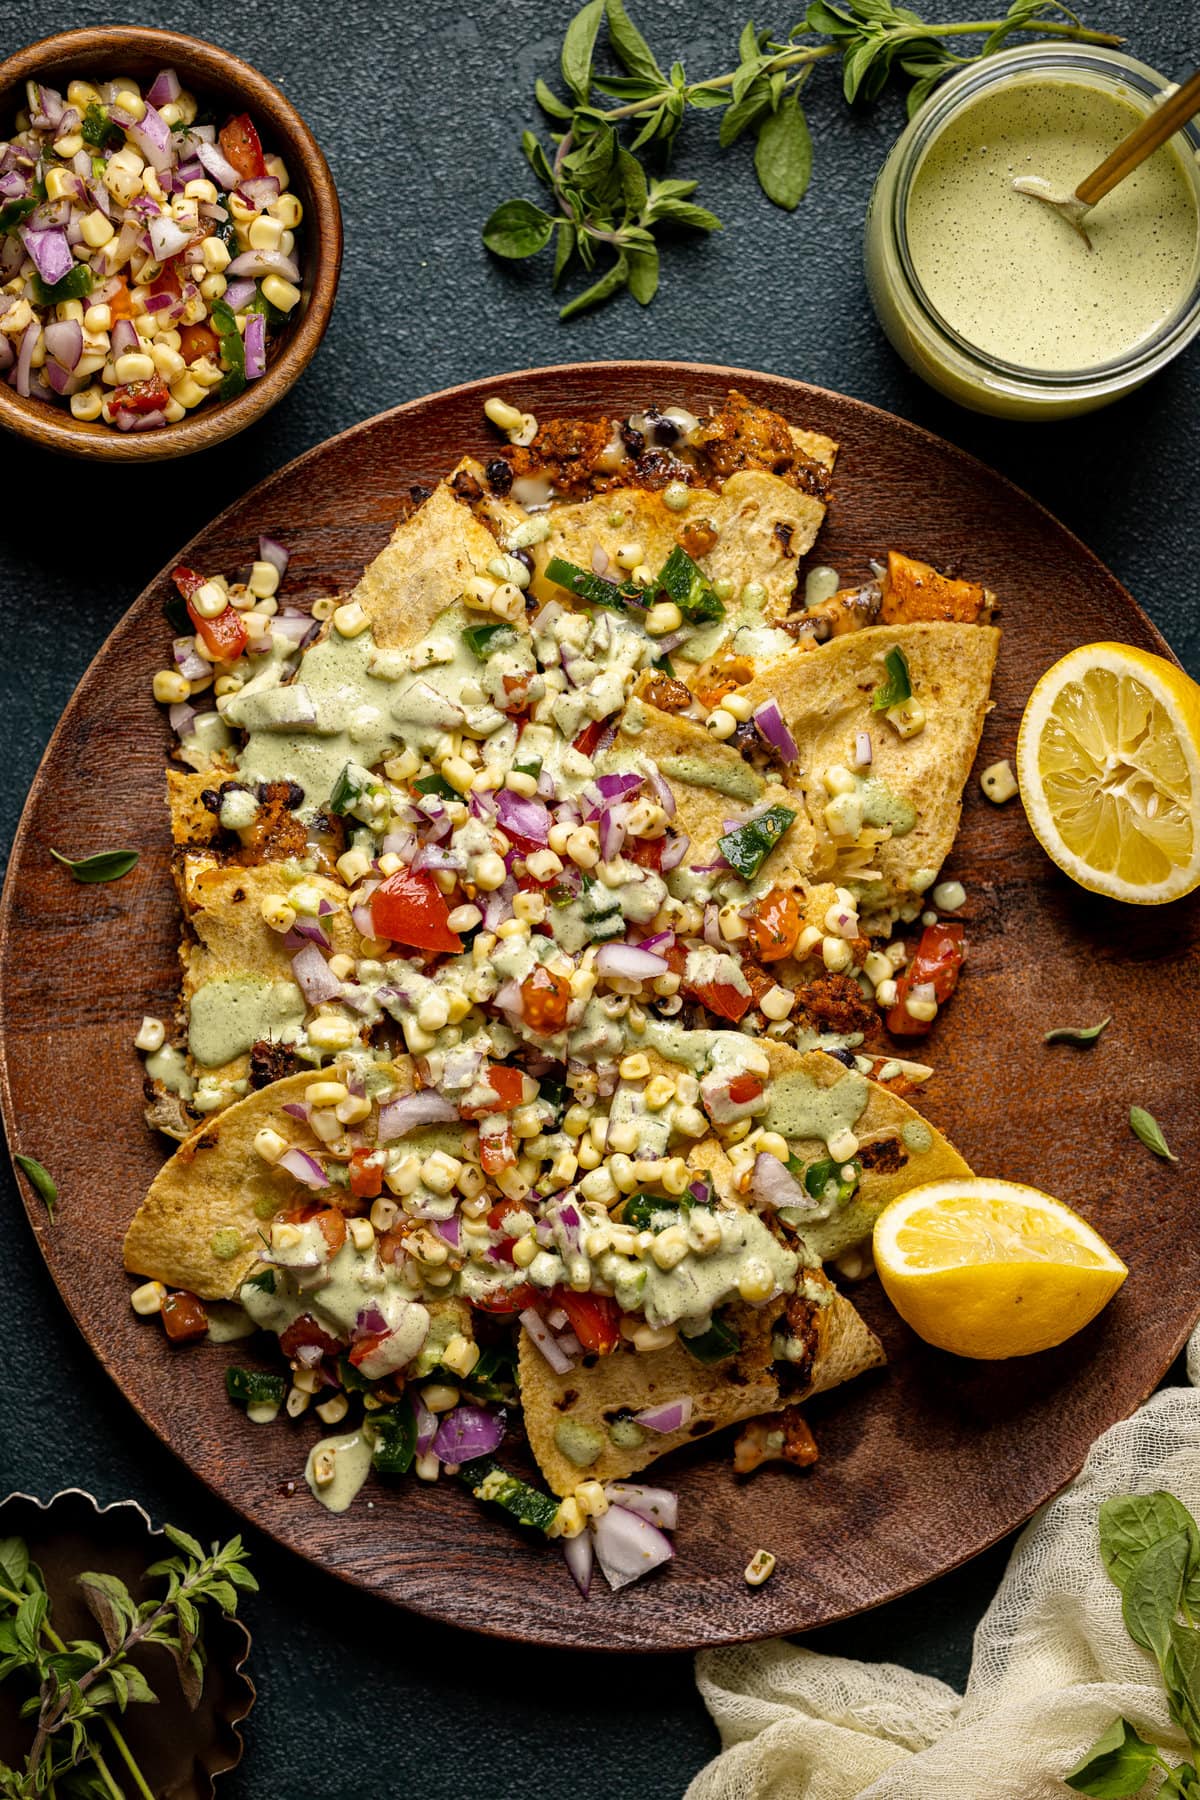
[316,1392,349,1426]
[707,709,736,741]
[421,1382,460,1413]
[618,1052,650,1081]
[981,759,1018,804]
[130,1280,166,1316]
[307,1015,357,1051]
[745,1549,776,1587]
[261,274,301,313]
[259,894,296,934]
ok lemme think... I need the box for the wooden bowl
[0,26,342,461]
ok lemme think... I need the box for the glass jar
[864,44,1200,419]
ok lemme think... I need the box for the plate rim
[0,359,1193,1651]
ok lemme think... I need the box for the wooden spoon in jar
[1013,66,1200,246]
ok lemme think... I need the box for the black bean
[486,457,513,496]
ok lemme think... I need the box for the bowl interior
[0,26,340,459]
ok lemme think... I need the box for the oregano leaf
[1063,1715,1161,1797]
[1130,1107,1177,1164]
[14,1155,56,1220]
[49,848,138,884]
[0,1539,29,1594]
[559,252,630,320]
[753,94,813,209]
[561,0,606,102]
[605,0,665,85]
[482,198,556,260]
[1045,1017,1110,1045]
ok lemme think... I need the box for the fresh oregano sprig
[483,0,1122,318]
[0,1524,255,1799]
[1065,1490,1200,1796]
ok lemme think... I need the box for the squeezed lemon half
[873,1178,1127,1359]
[1016,642,1200,905]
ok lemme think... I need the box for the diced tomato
[349,1149,384,1200]
[311,1209,347,1256]
[520,964,571,1033]
[625,835,664,870]
[370,869,464,954]
[572,719,609,759]
[108,277,134,322]
[472,1282,537,1315]
[347,1330,390,1370]
[747,886,801,963]
[688,979,752,1024]
[219,112,266,180]
[377,1225,408,1265]
[885,922,965,1037]
[552,1287,621,1356]
[486,1196,525,1231]
[480,1124,517,1176]
[182,582,248,662]
[461,1064,527,1118]
[160,1291,208,1342]
[179,322,219,366]
[278,1314,341,1359]
[727,1074,764,1106]
[111,376,168,415]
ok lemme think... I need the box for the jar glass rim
[888,43,1200,393]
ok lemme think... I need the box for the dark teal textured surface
[0,1,1195,1793]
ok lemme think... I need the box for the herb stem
[100,1718,157,1800]
[599,44,833,122]
[87,1745,126,1800]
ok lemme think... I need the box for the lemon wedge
[873,1178,1127,1359]
[1016,642,1200,904]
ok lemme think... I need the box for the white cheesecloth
[688,1326,1200,1800]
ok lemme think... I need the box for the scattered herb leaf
[1069,1489,1200,1794]
[13,1155,56,1219]
[484,0,1122,317]
[49,847,139,884]
[1130,1106,1178,1164]
[1045,1017,1110,1046]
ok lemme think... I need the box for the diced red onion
[435,1215,461,1249]
[854,730,873,767]
[295,1343,324,1368]
[659,833,689,872]
[291,942,342,1003]
[351,903,376,938]
[752,699,799,763]
[493,979,524,1018]
[43,358,75,396]
[225,277,257,311]
[594,772,643,803]
[228,247,301,283]
[377,1091,458,1142]
[173,636,209,681]
[590,546,610,577]
[564,1530,593,1597]
[167,701,197,738]
[546,1307,569,1331]
[268,614,313,648]
[352,1303,389,1340]
[591,1504,674,1591]
[645,764,676,818]
[911,981,937,1004]
[602,1483,678,1530]
[637,930,675,954]
[495,789,550,846]
[594,942,668,981]
[279,1147,327,1189]
[413,845,466,874]
[148,211,191,260]
[197,139,244,190]
[12,323,35,397]
[634,1397,693,1434]
[19,224,72,285]
[128,103,173,171]
[282,1102,309,1122]
[598,802,628,863]
[286,918,331,951]
[238,175,281,210]
[244,309,267,380]
[146,67,182,107]
[0,334,13,375]
[43,318,81,370]
[750,1151,824,1217]
[259,532,291,576]
[414,1398,438,1456]
[432,1404,506,1463]
[703,905,722,948]
[519,1308,574,1374]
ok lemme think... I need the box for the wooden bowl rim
[0,24,343,462]
[1,360,1196,1651]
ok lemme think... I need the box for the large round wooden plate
[2,363,1198,1652]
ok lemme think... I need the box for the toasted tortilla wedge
[741,622,999,914]
[604,697,825,883]
[520,1268,882,1495]
[181,865,369,1087]
[757,1044,973,1262]
[530,463,835,619]
[124,1060,416,1299]
[349,481,511,650]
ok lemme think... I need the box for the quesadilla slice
[519,1270,883,1495]
[740,621,1000,922]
